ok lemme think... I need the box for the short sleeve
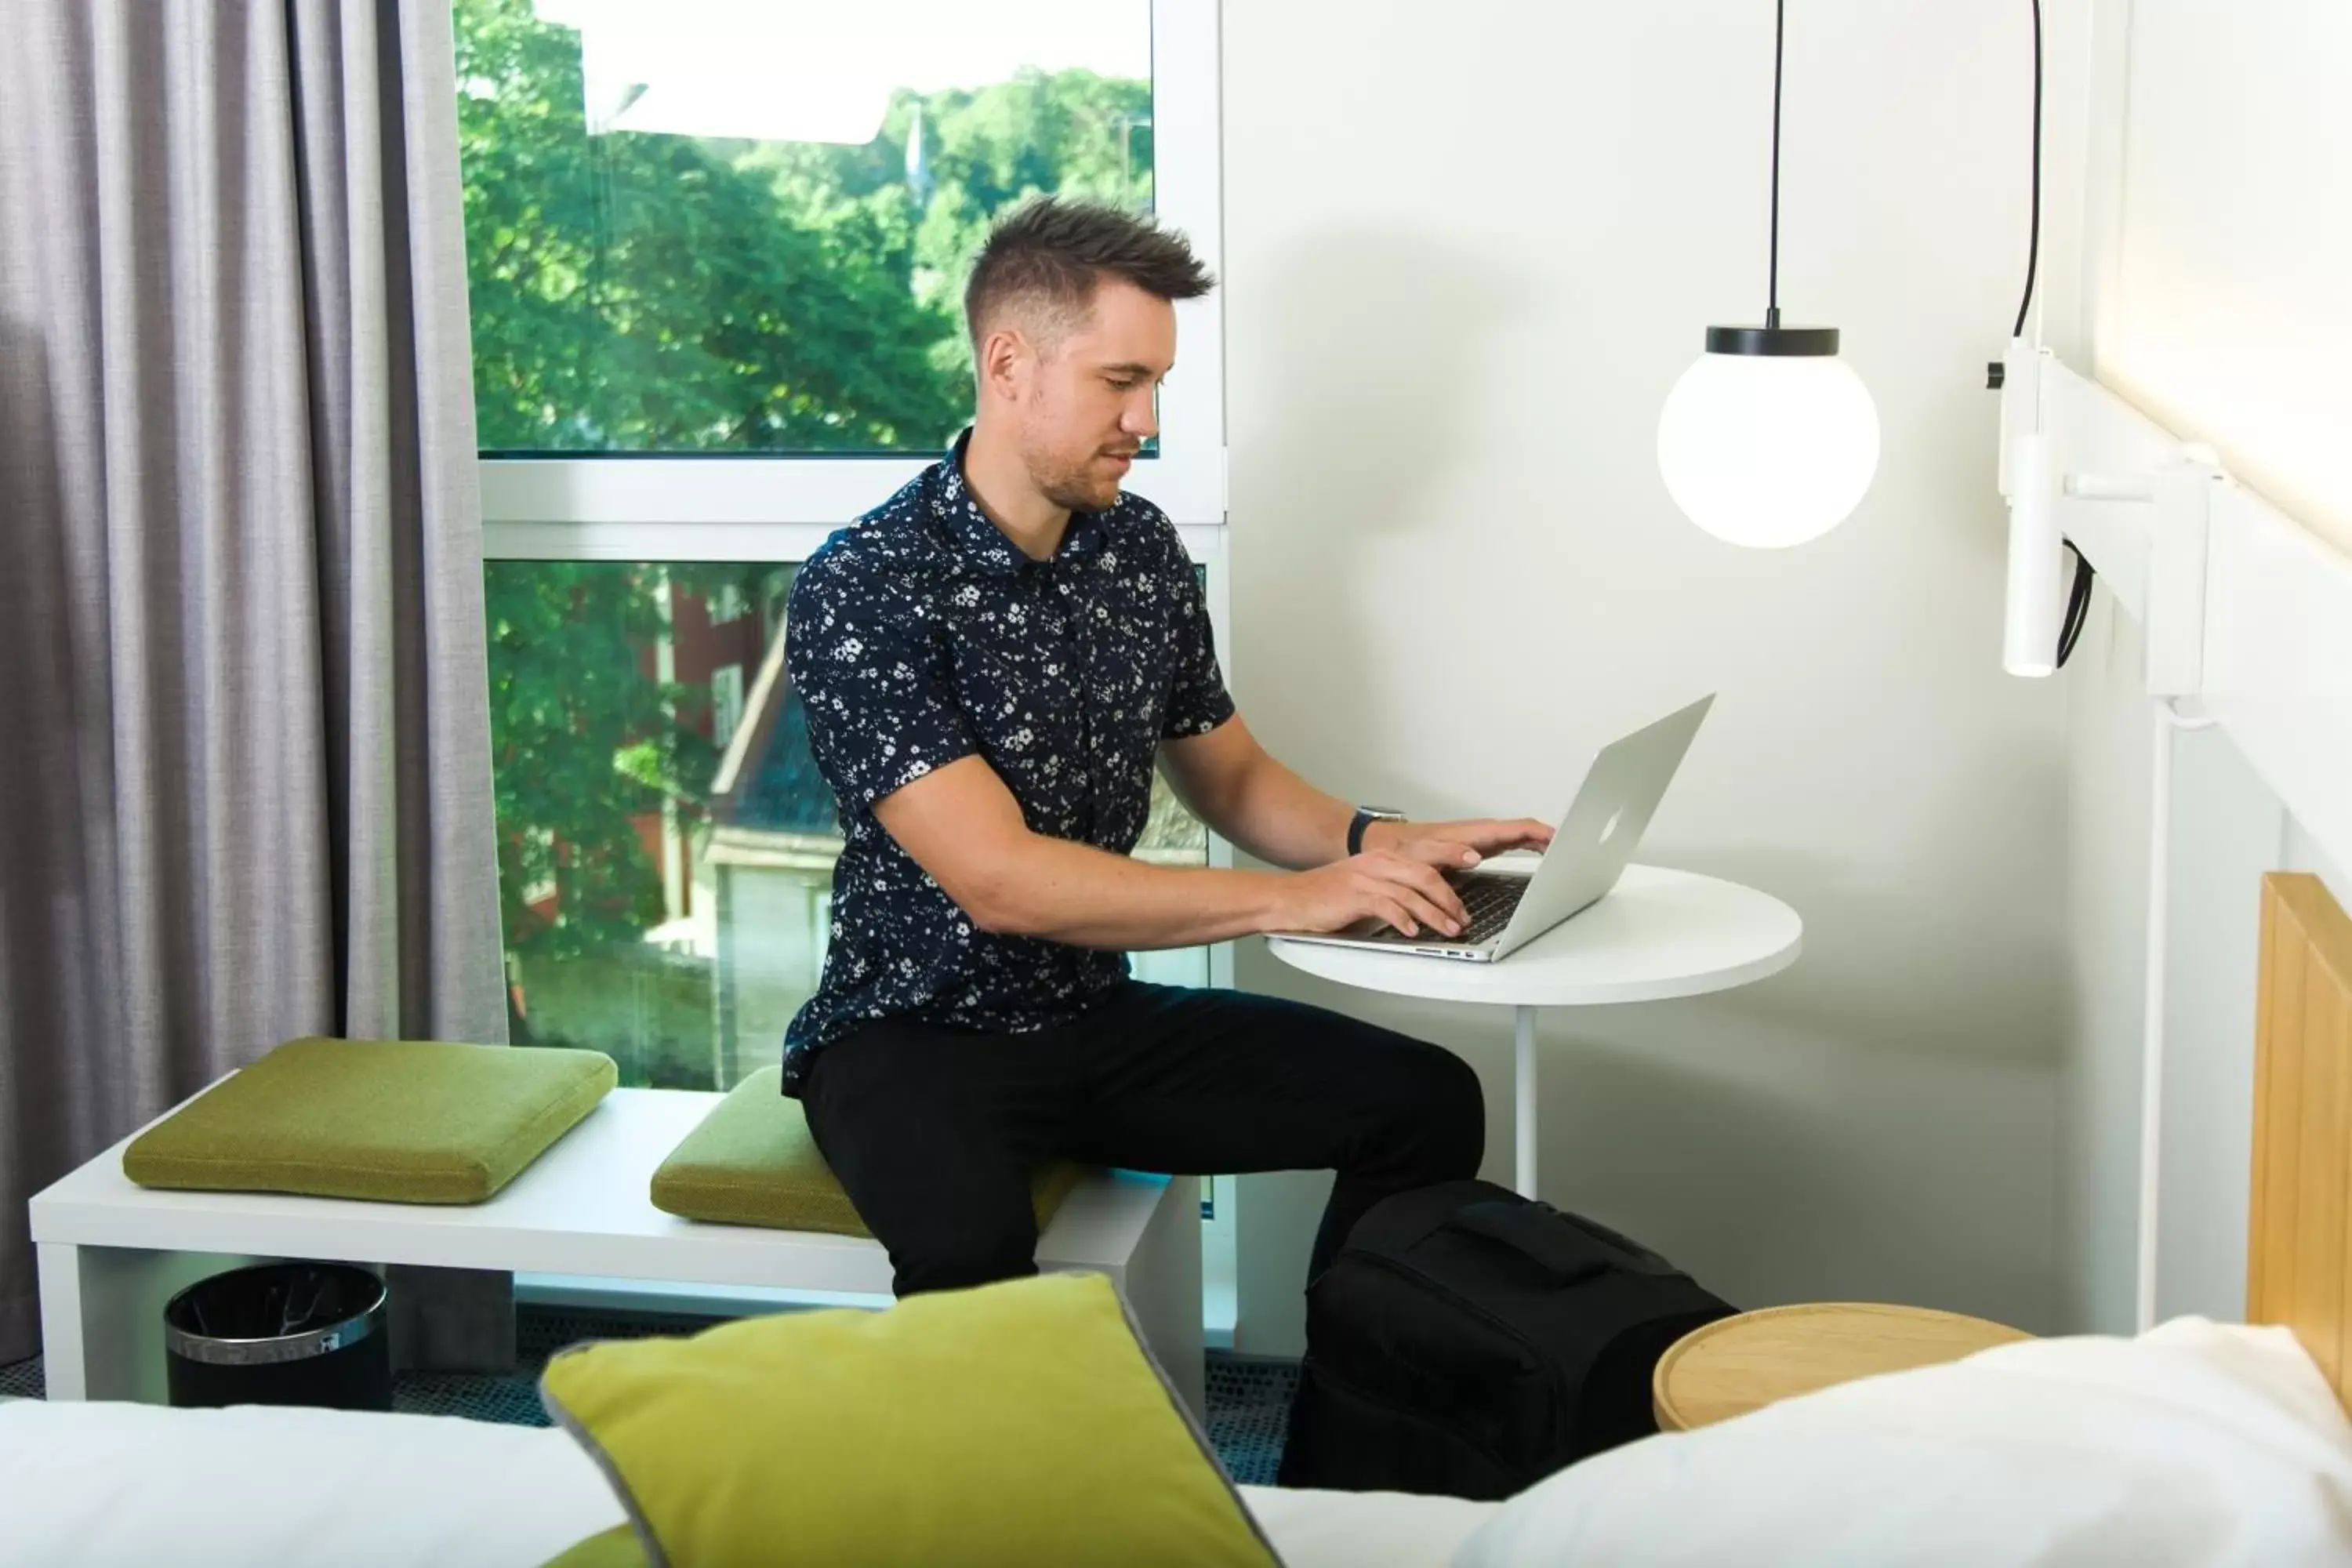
[1161,550,1236,741]
[786,550,980,813]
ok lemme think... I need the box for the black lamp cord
[1767,0,1784,328]
[1987,0,2092,667]
[2013,0,2042,343]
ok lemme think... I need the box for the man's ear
[978,326,1029,404]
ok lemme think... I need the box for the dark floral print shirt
[779,432,1233,1093]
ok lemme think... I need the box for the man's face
[1009,278,1176,513]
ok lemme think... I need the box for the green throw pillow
[539,1526,644,1568]
[539,1272,1279,1568]
[123,1036,615,1204]
[649,1065,1084,1236]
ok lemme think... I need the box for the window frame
[475,0,1227,543]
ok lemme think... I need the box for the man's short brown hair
[964,198,1216,352]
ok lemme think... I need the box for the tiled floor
[1202,1353,1299,1485]
[0,1356,40,1402]
[0,1307,1299,1484]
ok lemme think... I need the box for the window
[461,0,1225,535]
[461,1,1229,1094]
[461,0,1148,459]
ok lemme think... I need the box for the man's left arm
[1159,716,1553,871]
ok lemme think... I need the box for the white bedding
[0,1400,627,1567]
[1458,1317,2352,1567]
[0,1398,1483,1568]
[1240,1485,1497,1568]
[2,1319,2345,1567]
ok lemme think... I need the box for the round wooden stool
[1653,1302,2031,1432]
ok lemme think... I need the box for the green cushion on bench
[122,1036,617,1205]
[650,1067,1087,1238]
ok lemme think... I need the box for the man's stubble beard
[1025,440,1119,515]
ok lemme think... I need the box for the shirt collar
[931,429,1120,577]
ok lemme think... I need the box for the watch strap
[1348,807,1403,858]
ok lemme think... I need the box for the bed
[3,872,2349,1566]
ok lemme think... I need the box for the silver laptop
[1275,695,1715,963]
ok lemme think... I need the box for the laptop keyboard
[1450,873,1528,943]
[1361,871,1526,946]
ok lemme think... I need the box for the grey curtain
[0,1,506,1367]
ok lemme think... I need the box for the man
[785,198,1552,1299]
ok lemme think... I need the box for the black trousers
[799,982,1486,1298]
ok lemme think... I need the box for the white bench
[31,1086,1203,1414]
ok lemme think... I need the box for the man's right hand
[1269,845,1473,939]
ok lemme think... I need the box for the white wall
[2056,0,2352,1335]
[2091,1,2352,560]
[1219,0,2071,1353]
[2062,641,2326,1334]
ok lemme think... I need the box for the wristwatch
[1348,806,1407,858]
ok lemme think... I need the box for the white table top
[31,1087,1174,1296]
[1266,863,1802,1007]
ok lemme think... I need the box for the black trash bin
[163,1262,393,1411]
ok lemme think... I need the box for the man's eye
[1108,378,1139,391]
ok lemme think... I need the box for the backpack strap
[1441,1200,1682,1284]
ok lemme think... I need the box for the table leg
[34,1243,87,1401]
[38,1243,267,1403]
[1515,1006,1538,1199]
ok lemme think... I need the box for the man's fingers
[1392,832,1468,869]
[1395,837,1483,871]
[1355,869,1461,936]
[1470,818,1552,851]
[1396,887,1461,936]
[1374,857,1468,924]
[1373,897,1418,938]
[1405,860,1471,923]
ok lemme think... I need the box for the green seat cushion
[649,1066,1086,1237]
[123,1036,616,1204]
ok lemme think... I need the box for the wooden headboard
[2247,872,2352,1411]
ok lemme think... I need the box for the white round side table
[1266,864,1803,1199]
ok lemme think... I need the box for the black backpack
[1278,1179,1736,1499]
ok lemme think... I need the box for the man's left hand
[1368,817,1555,871]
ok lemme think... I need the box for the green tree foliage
[456,0,1152,451]
[485,562,671,959]
[458,0,958,452]
[486,561,780,964]
[742,72,1153,383]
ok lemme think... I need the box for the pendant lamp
[1657,0,1879,548]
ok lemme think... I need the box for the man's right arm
[874,756,1473,948]
[788,550,1468,947]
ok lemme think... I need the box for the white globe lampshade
[1657,349,1880,548]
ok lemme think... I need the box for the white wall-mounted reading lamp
[1657,0,1881,549]
[2001,340,2228,1342]
[1988,0,2229,1338]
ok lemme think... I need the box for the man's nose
[1123,391,1160,441]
